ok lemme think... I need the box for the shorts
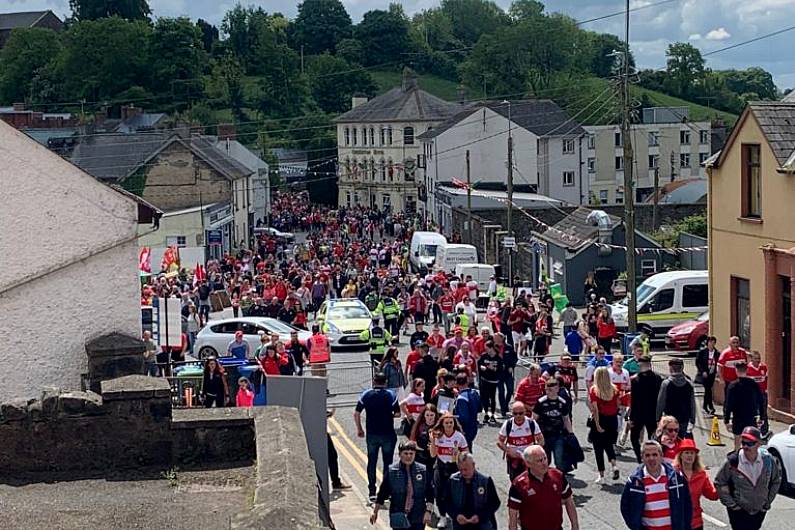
[512,331,525,345]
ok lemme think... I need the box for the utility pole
[652,166,659,232]
[466,149,473,245]
[506,101,514,288]
[621,0,638,333]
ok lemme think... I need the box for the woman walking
[656,415,683,465]
[202,357,229,408]
[675,438,719,530]
[429,412,468,529]
[588,366,620,483]
[409,404,439,468]
[379,347,406,398]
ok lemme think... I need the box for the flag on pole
[161,245,180,272]
[193,263,206,287]
[138,247,151,273]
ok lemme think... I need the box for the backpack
[502,418,536,460]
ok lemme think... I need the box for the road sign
[502,236,516,249]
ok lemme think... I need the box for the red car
[665,311,709,352]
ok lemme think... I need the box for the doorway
[782,276,792,402]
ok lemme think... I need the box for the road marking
[702,513,728,527]
[329,415,383,482]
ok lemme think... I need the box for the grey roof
[418,99,585,141]
[23,127,77,146]
[539,206,621,251]
[782,91,795,103]
[115,113,168,133]
[334,84,461,124]
[749,102,795,166]
[0,11,49,30]
[188,136,251,180]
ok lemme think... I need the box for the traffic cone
[706,416,726,446]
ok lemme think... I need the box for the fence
[326,359,375,406]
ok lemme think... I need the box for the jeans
[144,360,158,377]
[630,418,657,463]
[199,302,210,323]
[544,434,566,470]
[432,303,442,324]
[480,380,498,415]
[328,433,342,487]
[703,372,716,411]
[727,508,766,530]
[499,369,515,414]
[760,393,769,434]
[366,433,397,495]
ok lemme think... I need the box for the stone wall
[172,407,256,466]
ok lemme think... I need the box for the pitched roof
[642,178,707,205]
[334,79,461,124]
[418,99,584,141]
[749,102,795,166]
[114,113,168,133]
[0,11,50,30]
[538,206,621,251]
[783,91,795,103]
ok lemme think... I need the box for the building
[0,120,159,401]
[419,99,588,222]
[0,103,76,129]
[271,148,309,183]
[706,101,795,415]
[585,107,712,205]
[335,69,461,212]
[0,10,63,48]
[70,132,256,246]
[532,206,670,305]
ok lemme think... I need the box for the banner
[138,247,151,273]
[160,245,180,272]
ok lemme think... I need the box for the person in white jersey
[497,401,544,481]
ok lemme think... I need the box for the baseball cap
[235,330,243,337]
[741,426,762,443]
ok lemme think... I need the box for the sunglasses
[741,440,758,447]
[665,428,679,433]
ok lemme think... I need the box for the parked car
[316,298,373,349]
[765,425,795,493]
[194,317,311,359]
[254,226,295,242]
[665,311,710,352]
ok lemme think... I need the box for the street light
[502,100,514,287]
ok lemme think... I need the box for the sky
[4,0,794,90]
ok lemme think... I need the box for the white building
[211,135,270,231]
[335,70,461,212]
[0,120,159,400]
[584,107,713,205]
[418,99,588,224]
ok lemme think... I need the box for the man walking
[629,355,662,463]
[533,378,572,471]
[718,335,748,385]
[370,441,434,530]
[620,440,692,530]
[695,336,720,415]
[714,427,781,530]
[655,358,696,440]
[747,350,770,437]
[443,453,501,530]
[724,362,763,450]
[498,402,544,481]
[355,372,401,502]
[454,375,481,450]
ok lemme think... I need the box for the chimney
[12,102,26,111]
[456,84,467,103]
[217,122,236,141]
[121,105,142,121]
[351,96,368,109]
[401,67,418,92]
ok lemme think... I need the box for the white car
[194,317,311,359]
[765,425,795,492]
[254,226,295,241]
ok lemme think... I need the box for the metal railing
[326,359,375,406]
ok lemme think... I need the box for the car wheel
[770,450,790,494]
[198,346,217,360]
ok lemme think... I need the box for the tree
[665,42,704,98]
[307,54,377,113]
[335,38,364,64]
[586,32,632,78]
[150,18,206,97]
[69,0,151,21]
[56,17,152,101]
[292,0,352,55]
[196,19,219,53]
[207,54,246,120]
[508,0,544,21]
[0,28,62,104]
[440,0,510,47]
[719,67,778,101]
[460,27,529,97]
[354,9,412,66]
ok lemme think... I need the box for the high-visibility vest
[382,298,399,319]
[369,327,388,353]
[459,313,470,330]
[309,334,330,364]
[365,294,380,311]
[495,286,507,302]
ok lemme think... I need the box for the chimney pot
[217,123,236,141]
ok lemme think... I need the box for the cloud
[705,27,732,40]
[689,33,702,40]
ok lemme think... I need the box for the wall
[543,136,587,205]
[137,207,204,248]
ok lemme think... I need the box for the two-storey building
[334,70,461,212]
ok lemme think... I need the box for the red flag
[161,245,179,271]
[452,178,469,190]
[138,247,151,273]
[193,263,206,286]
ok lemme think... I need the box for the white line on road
[702,513,728,528]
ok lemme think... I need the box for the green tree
[150,18,206,96]
[440,0,510,47]
[196,19,219,53]
[354,8,412,66]
[665,42,704,98]
[207,54,245,120]
[586,32,632,78]
[460,27,529,97]
[335,38,364,64]
[69,0,151,21]
[292,0,352,55]
[0,28,62,104]
[307,54,377,113]
[719,67,778,101]
[508,0,544,21]
[56,17,152,101]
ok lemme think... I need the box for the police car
[316,298,373,349]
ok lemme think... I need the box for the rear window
[682,284,708,308]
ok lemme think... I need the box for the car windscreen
[329,306,370,319]
[418,244,438,257]
[261,319,296,333]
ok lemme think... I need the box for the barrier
[325,359,374,406]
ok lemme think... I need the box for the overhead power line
[702,24,795,57]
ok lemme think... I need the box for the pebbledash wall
[0,121,143,402]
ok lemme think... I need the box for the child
[236,377,254,407]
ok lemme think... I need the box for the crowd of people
[136,193,782,530]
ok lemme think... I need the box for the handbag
[389,512,411,529]
[586,416,595,444]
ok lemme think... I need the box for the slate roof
[115,113,168,133]
[334,80,461,124]
[538,206,621,251]
[418,99,584,141]
[749,102,795,166]
[783,91,795,103]
[0,11,49,29]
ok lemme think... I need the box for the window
[599,190,608,204]
[351,158,358,178]
[362,127,367,146]
[648,131,659,146]
[562,138,575,154]
[640,259,657,276]
[732,277,751,347]
[682,284,708,308]
[614,131,622,147]
[403,126,414,145]
[352,128,358,146]
[615,189,624,204]
[615,156,624,170]
[648,154,659,169]
[699,130,709,144]
[344,127,350,146]
[369,158,375,180]
[383,194,391,207]
[742,144,761,218]
[587,134,595,149]
[699,152,709,165]
[346,191,351,207]
[643,288,674,312]
[380,159,386,181]
[680,130,690,144]
[562,171,575,187]
[387,159,394,182]
[380,127,385,145]
[369,127,375,145]
[166,235,186,247]
[680,153,691,168]
[387,126,393,145]
[587,157,595,173]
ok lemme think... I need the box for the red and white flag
[193,263,206,287]
[451,178,470,190]
[138,247,151,273]
[161,245,180,272]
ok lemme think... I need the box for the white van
[435,244,478,273]
[455,263,496,291]
[410,232,447,272]
[611,270,709,338]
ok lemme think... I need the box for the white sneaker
[594,475,603,484]
[437,515,448,528]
